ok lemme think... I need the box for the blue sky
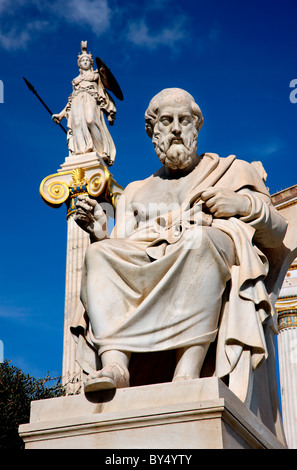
[1,0,297,380]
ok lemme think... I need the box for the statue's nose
[172,118,181,135]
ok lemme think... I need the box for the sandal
[84,362,130,393]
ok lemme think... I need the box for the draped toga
[71,153,287,379]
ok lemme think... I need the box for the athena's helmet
[77,41,94,69]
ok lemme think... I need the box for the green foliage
[0,359,65,449]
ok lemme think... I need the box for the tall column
[40,152,123,394]
[62,216,90,393]
[276,260,297,449]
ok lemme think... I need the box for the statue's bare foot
[84,362,130,393]
[172,375,193,382]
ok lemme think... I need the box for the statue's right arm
[52,106,67,123]
[74,195,109,243]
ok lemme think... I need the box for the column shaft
[62,216,90,394]
[278,327,297,448]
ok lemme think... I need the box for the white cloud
[247,137,284,159]
[0,0,26,14]
[53,0,112,34]
[0,304,33,320]
[126,17,188,50]
[0,0,190,52]
[0,0,112,50]
[0,29,30,50]
[0,19,49,50]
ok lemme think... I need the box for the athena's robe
[66,70,116,163]
[71,153,287,381]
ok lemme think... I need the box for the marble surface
[19,378,287,449]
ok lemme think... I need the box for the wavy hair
[144,88,204,139]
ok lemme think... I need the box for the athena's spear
[23,77,67,134]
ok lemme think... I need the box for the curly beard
[153,131,198,170]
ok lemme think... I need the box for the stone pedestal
[19,378,286,449]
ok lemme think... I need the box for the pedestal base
[19,378,286,449]
[58,151,107,172]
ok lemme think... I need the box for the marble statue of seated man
[73,88,287,393]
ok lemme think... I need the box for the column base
[19,378,287,449]
[58,151,107,172]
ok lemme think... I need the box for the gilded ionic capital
[276,263,297,332]
[276,296,297,331]
[40,165,123,218]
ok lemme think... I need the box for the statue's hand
[75,195,109,241]
[52,109,66,123]
[52,113,62,124]
[187,203,213,226]
[200,188,251,218]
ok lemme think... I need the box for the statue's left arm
[96,70,116,125]
[236,188,287,248]
[201,185,287,248]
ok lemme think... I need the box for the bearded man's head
[145,88,203,170]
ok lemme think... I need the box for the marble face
[152,101,198,170]
[79,56,92,71]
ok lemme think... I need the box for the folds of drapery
[67,79,116,163]
[70,153,287,380]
